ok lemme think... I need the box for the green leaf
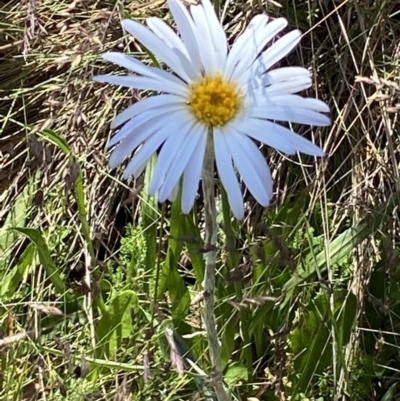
[273,190,308,235]
[182,214,204,283]
[166,250,190,322]
[8,227,66,296]
[40,128,71,156]
[248,301,275,358]
[290,290,357,394]
[290,293,332,393]
[1,243,35,297]
[224,363,248,385]
[40,129,94,261]
[283,192,399,297]
[166,193,190,322]
[40,128,103,312]
[221,317,237,366]
[336,290,357,347]
[73,163,90,235]
[140,154,159,293]
[97,290,139,357]
[381,383,397,401]
[0,173,36,272]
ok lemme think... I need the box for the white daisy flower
[94,0,330,220]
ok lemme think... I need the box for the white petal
[123,128,172,179]
[181,126,207,213]
[110,128,153,170]
[121,19,193,82]
[200,0,227,68]
[240,119,297,154]
[225,129,270,206]
[146,17,200,80]
[264,67,311,84]
[243,73,312,99]
[109,108,189,168]
[240,30,302,86]
[106,113,145,154]
[168,182,180,202]
[158,123,203,202]
[190,4,217,73]
[165,0,217,75]
[272,95,330,113]
[250,105,331,126]
[229,18,288,81]
[214,129,244,219]
[149,113,196,195]
[147,17,188,58]
[264,78,312,95]
[245,140,273,199]
[102,52,160,78]
[101,52,190,89]
[167,0,203,73]
[228,126,273,198]
[108,103,186,148]
[109,117,160,169]
[254,29,302,73]
[111,94,185,129]
[93,74,189,97]
[225,14,268,81]
[133,159,148,179]
[95,63,189,93]
[149,133,184,195]
[237,117,324,156]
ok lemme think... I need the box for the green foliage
[2,0,400,400]
[107,223,147,291]
[224,363,248,386]
[0,172,37,296]
[140,154,159,293]
[289,290,357,395]
[96,289,139,357]
[9,227,66,295]
[162,192,206,326]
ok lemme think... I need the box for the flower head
[94,0,330,219]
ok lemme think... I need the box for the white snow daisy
[94,0,330,219]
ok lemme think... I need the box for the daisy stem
[202,129,231,401]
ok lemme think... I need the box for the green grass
[1,0,400,400]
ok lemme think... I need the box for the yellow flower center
[187,75,243,127]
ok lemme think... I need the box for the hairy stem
[202,130,231,401]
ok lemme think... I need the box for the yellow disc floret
[187,74,243,127]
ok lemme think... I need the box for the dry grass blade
[0,330,34,347]
[29,303,64,316]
